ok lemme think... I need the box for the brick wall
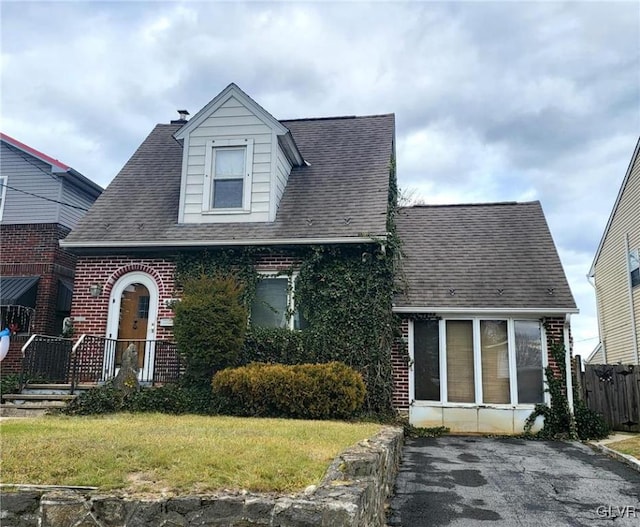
[1,223,76,334]
[71,256,178,340]
[70,252,302,341]
[543,316,571,379]
[391,317,410,412]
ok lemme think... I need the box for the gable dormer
[174,84,304,224]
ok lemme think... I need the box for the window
[203,139,253,213]
[630,249,640,288]
[412,318,545,405]
[250,274,307,330]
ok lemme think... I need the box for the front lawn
[606,435,640,461]
[0,414,380,495]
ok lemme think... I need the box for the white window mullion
[439,319,447,403]
[473,318,483,404]
[288,273,296,330]
[408,319,415,404]
[243,140,254,212]
[202,140,214,212]
[541,323,551,406]
[507,319,518,405]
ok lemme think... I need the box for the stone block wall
[0,427,404,527]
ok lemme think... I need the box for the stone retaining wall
[1,426,403,527]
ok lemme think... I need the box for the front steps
[0,384,95,417]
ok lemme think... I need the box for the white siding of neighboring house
[181,96,277,224]
[59,178,99,230]
[594,149,640,364]
[0,142,61,224]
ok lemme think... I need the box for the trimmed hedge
[212,362,366,420]
[239,327,308,365]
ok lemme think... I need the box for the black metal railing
[21,334,181,394]
[20,335,74,388]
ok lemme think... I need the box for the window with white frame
[203,139,253,212]
[630,249,640,288]
[250,274,307,330]
[412,318,545,405]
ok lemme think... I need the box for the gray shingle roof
[394,202,577,311]
[63,114,394,249]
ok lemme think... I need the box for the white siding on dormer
[271,143,293,221]
[181,96,275,224]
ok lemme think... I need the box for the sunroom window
[412,318,545,405]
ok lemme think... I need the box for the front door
[105,272,158,383]
[117,283,150,370]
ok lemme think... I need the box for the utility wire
[2,142,61,183]
[0,182,90,211]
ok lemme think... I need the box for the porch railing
[20,334,74,389]
[21,334,181,394]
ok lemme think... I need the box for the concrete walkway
[387,436,640,526]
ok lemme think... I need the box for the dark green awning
[0,276,39,307]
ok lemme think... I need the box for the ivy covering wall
[175,160,400,415]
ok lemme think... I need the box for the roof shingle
[394,202,577,311]
[63,114,394,249]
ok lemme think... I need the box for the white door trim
[105,272,159,382]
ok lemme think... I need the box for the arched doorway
[105,272,159,382]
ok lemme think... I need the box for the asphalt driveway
[387,436,640,527]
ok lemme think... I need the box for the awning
[0,276,39,307]
[57,277,74,312]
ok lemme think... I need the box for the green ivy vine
[174,158,401,416]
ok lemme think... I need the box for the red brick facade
[1,223,77,374]
[69,252,301,342]
[391,317,410,412]
[390,314,572,412]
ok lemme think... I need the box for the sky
[1,1,639,359]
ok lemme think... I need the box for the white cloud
[1,1,638,354]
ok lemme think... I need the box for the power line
[2,142,61,183]
[0,182,90,211]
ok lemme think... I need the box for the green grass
[606,435,640,461]
[1,414,380,495]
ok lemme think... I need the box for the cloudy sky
[1,1,638,358]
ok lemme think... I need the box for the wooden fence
[575,358,640,432]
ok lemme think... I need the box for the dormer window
[203,138,254,213]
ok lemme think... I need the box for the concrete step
[0,404,59,417]
[2,393,76,402]
[26,383,96,391]
[1,400,67,408]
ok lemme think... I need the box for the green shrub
[63,384,123,415]
[240,327,308,365]
[212,361,366,420]
[63,384,220,416]
[173,274,247,388]
[0,374,21,399]
[573,399,610,440]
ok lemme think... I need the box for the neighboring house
[390,203,578,433]
[0,133,102,372]
[59,83,576,432]
[587,137,640,365]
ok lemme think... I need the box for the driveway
[387,436,640,527]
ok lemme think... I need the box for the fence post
[573,354,584,401]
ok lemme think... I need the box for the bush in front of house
[173,274,247,388]
[239,327,309,365]
[573,399,610,440]
[212,361,366,420]
[62,383,220,416]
